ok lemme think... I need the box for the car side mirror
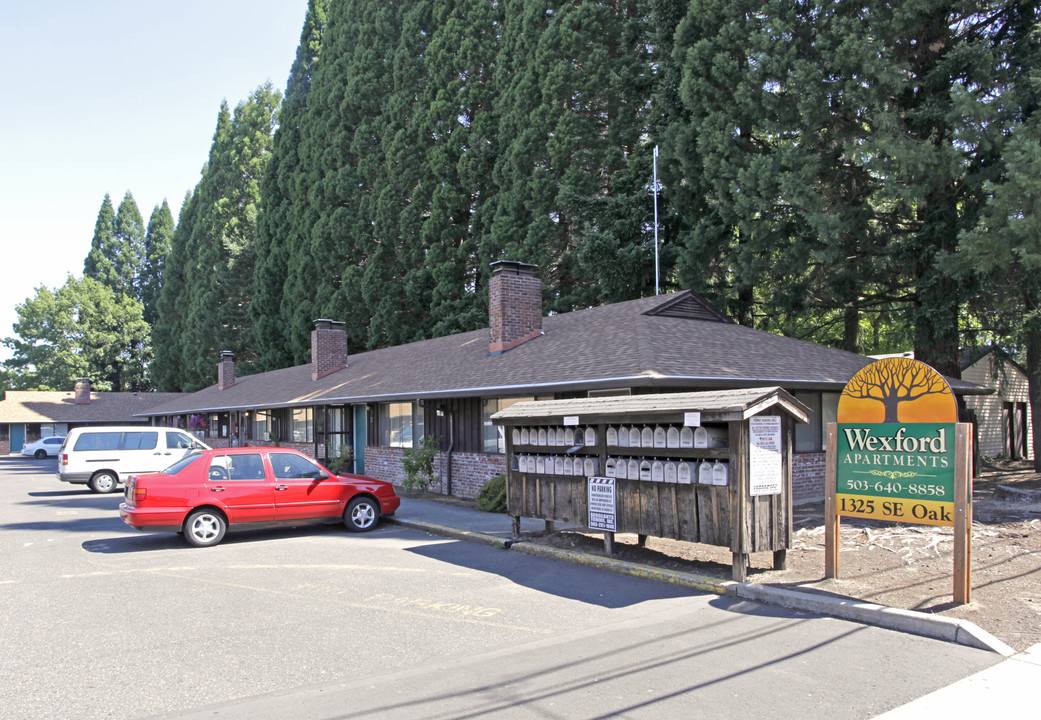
[317,472,330,481]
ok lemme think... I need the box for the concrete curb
[734,583,1016,657]
[388,516,1014,655]
[388,518,510,549]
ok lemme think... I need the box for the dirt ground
[522,459,1041,652]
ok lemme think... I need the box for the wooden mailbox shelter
[492,387,810,580]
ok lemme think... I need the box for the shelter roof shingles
[140,291,986,417]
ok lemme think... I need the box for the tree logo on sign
[837,357,957,424]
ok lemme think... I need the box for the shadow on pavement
[401,531,693,609]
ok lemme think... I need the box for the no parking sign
[588,477,616,532]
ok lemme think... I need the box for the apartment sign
[833,357,959,526]
[827,356,972,603]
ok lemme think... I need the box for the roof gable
[643,291,732,323]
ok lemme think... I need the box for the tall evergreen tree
[668,0,1016,366]
[83,193,118,288]
[958,115,1041,468]
[112,191,146,300]
[489,0,660,313]
[151,192,194,391]
[289,0,403,355]
[178,85,281,390]
[253,0,328,372]
[418,0,503,338]
[141,200,174,326]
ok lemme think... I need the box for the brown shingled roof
[138,290,988,417]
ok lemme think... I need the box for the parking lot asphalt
[3,455,1035,718]
[388,496,1016,655]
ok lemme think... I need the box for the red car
[119,447,400,547]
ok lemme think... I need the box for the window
[164,454,203,476]
[207,413,229,439]
[822,392,839,443]
[794,392,821,452]
[290,408,313,443]
[74,432,121,451]
[588,388,631,398]
[167,432,196,450]
[319,406,352,466]
[378,402,422,448]
[255,410,273,442]
[41,422,67,438]
[210,453,266,481]
[271,452,324,479]
[123,432,158,450]
[793,392,840,452]
[482,397,535,454]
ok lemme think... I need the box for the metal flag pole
[653,145,660,296]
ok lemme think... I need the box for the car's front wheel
[34,449,47,459]
[88,471,118,494]
[184,509,227,547]
[344,496,380,532]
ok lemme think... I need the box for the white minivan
[57,426,211,493]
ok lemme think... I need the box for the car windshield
[161,453,205,475]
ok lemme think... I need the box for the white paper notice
[749,416,783,496]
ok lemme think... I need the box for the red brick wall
[365,444,824,503]
[792,452,826,504]
[311,320,348,380]
[218,353,236,390]
[0,440,10,455]
[489,263,542,353]
[364,446,506,498]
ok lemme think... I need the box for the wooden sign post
[825,358,972,605]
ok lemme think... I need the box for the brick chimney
[74,378,91,404]
[312,319,348,380]
[489,261,542,354]
[218,351,236,390]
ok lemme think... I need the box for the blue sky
[0,1,309,360]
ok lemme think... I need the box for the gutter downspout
[445,410,454,497]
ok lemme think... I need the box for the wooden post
[732,552,748,581]
[824,423,840,578]
[603,531,615,556]
[953,423,972,605]
[732,421,749,581]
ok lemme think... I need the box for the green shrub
[475,473,508,513]
[326,445,355,474]
[401,436,440,494]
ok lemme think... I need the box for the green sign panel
[836,423,955,526]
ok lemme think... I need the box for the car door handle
[275,485,288,491]
[210,486,225,493]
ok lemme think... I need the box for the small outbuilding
[961,350,1033,461]
[0,378,185,454]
